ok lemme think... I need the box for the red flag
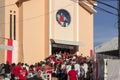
[7,39,13,63]
[90,49,93,57]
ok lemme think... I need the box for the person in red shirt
[36,64,41,72]
[11,63,16,80]
[68,64,78,80]
[14,63,22,79]
[29,65,34,74]
[43,62,52,72]
[19,67,27,80]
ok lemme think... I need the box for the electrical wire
[0,2,74,25]
[72,0,118,16]
[96,0,118,11]
[94,1,118,16]
[95,6,118,16]
[0,2,74,39]
[0,0,118,26]
[0,3,15,8]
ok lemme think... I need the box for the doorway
[52,43,78,54]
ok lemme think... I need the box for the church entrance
[52,43,78,54]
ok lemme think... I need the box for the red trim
[7,39,13,64]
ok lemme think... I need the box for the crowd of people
[0,52,95,80]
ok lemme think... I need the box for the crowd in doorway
[0,52,95,80]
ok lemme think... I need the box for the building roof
[72,0,97,14]
[95,37,118,53]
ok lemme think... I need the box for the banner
[7,39,13,63]
[7,39,18,64]
[12,40,18,63]
[90,49,93,57]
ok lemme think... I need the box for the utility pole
[118,0,120,58]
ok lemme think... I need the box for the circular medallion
[56,9,71,27]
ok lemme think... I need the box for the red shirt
[47,69,53,74]
[44,65,51,71]
[36,66,41,72]
[29,68,34,74]
[19,69,27,80]
[68,69,77,80]
[14,65,22,77]
[19,74,26,80]
[11,66,15,74]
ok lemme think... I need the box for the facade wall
[79,5,93,56]
[22,0,49,64]
[4,0,19,40]
[0,0,5,63]
[51,0,77,41]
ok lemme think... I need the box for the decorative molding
[72,0,97,14]
[15,0,30,7]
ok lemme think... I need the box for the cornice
[15,0,30,7]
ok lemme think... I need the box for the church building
[0,0,96,64]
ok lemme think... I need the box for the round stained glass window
[56,9,71,27]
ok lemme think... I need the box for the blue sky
[94,0,118,46]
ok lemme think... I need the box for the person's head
[0,74,4,80]
[17,62,21,66]
[6,61,8,64]
[71,64,75,69]
[37,70,42,77]
[11,63,16,67]
[0,74,5,79]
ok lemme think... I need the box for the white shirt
[82,63,88,78]
[56,54,61,60]
[74,63,80,76]
[61,64,66,69]
[66,65,71,73]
